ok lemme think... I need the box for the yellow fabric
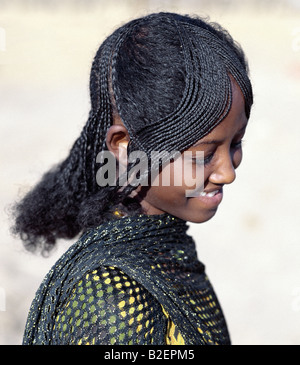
[161,306,185,345]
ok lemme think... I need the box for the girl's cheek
[203,165,213,184]
[172,158,203,193]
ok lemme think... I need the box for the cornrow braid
[12,12,253,253]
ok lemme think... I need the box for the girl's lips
[195,188,223,207]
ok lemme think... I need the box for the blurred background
[0,0,299,345]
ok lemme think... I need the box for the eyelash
[232,140,244,150]
[192,140,244,166]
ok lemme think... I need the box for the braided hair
[12,12,253,253]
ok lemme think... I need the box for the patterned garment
[23,213,230,345]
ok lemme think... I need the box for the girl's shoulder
[52,265,167,344]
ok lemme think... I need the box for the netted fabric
[51,265,167,345]
[23,213,230,345]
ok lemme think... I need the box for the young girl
[13,12,253,345]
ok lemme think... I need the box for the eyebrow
[193,123,248,147]
[193,139,221,146]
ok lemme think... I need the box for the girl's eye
[231,139,244,150]
[192,153,214,166]
[191,140,244,167]
[203,153,214,165]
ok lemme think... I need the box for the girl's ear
[106,125,129,167]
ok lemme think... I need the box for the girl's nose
[209,154,236,185]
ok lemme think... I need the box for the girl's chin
[164,204,219,223]
[138,196,220,223]
[186,210,218,223]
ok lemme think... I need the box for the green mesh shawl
[23,213,230,345]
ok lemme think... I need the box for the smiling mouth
[195,188,223,208]
[199,189,220,197]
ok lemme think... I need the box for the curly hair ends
[12,166,80,253]
[12,12,253,254]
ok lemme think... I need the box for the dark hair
[12,12,253,253]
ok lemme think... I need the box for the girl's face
[138,81,248,223]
